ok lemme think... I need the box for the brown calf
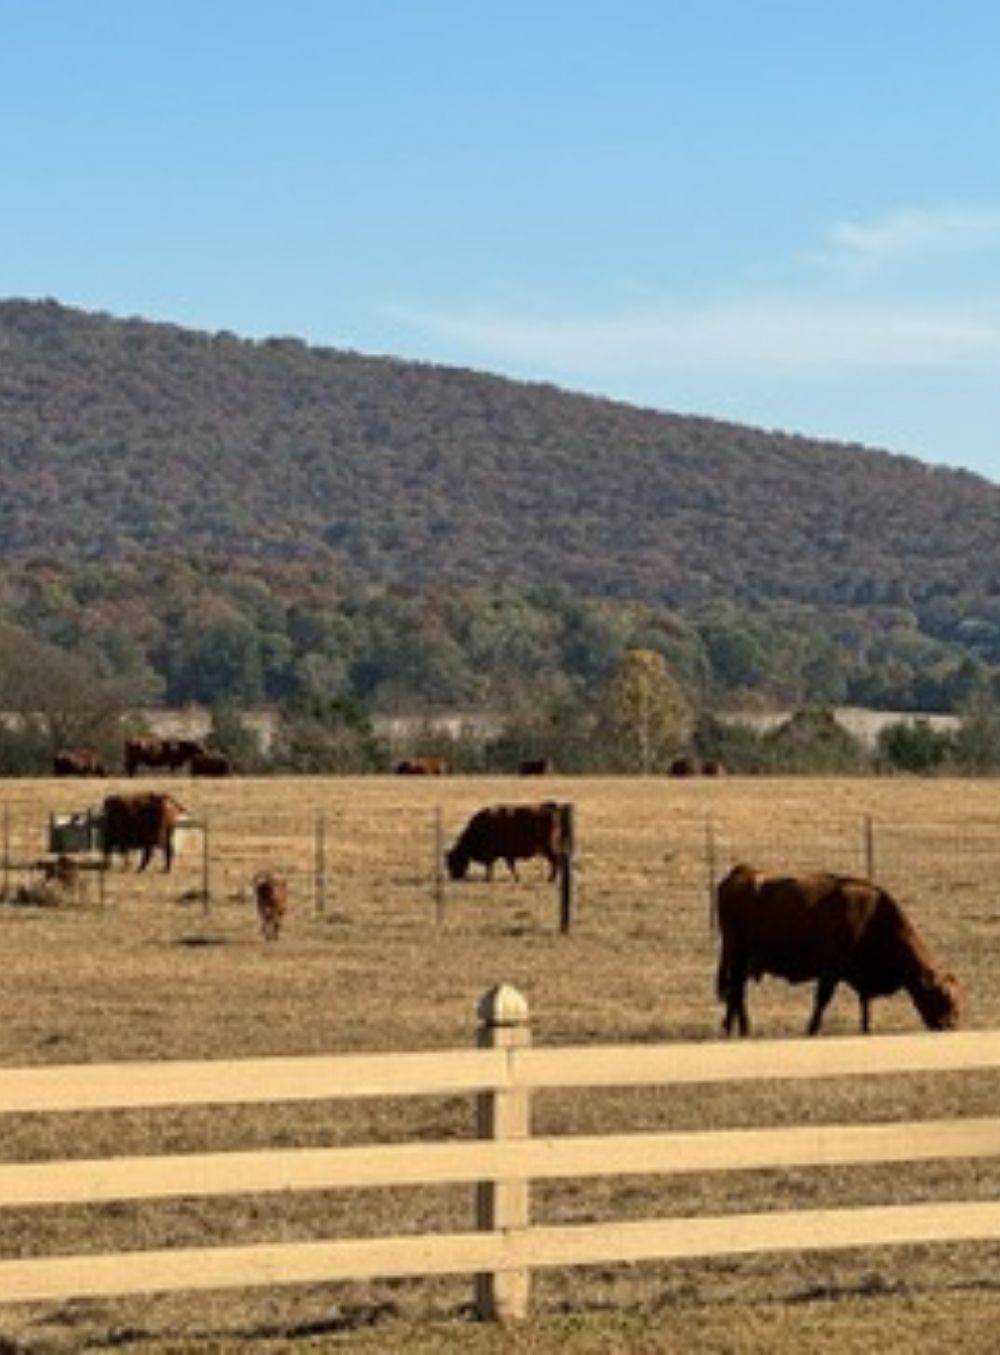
[254,871,288,941]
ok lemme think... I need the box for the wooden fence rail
[1,988,999,1319]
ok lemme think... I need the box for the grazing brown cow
[101,793,185,872]
[446,802,564,882]
[396,757,448,775]
[518,758,553,775]
[53,749,106,777]
[254,871,288,941]
[715,864,960,1037]
[669,756,696,776]
[125,737,205,777]
[190,751,232,777]
[700,759,726,776]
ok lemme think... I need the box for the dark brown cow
[53,749,106,777]
[669,756,696,776]
[700,759,727,776]
[101,793,185,872]
[396,757,448,775]
[715,864,960,1037]
[446,802,563,882]
[254,871,288,940]
[518,758,553,775]
[125,737,205,777]
[190,751,232,777]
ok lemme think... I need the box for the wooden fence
[1,985,1000,1322]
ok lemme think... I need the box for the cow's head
[915,969,961,1030]
[445,845,469,881]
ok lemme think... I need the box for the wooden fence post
[476,984,531,1322]
[558,803,575,934]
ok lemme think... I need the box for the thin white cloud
[395,301,1000,376]
[829,206,1000,261]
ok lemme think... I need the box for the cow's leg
[859,994,872,1033]
[718,941,749,1036]
[162,837,174,873]
[723,980,749,1037]
[807,976,838,1035]
[137,845,152,872]
[505,858,519,881]
[720,967,749,1037]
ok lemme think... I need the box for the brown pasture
[1,774,1000,1352]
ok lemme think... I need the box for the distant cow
[669,756,696,777]
[125,737,204,777]
[254,871,288,940]
[701,759,726,776]
[190,751,231,777]
[715,864,960,1037]
[101,793,185,872]
[518,758,553,775]
[446,802,564,882]
[396,757,448,775]
[53,749,106,777]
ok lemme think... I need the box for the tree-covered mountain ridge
[2,297,996,612]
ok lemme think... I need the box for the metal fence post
[434,808,445,926]
[475,984,531,1322]
[558,803,575,934]
[1,806,9,901]
[863,814,876,879]
[201,818,211,912]
[706,816,718,932]
[315,812,327,916]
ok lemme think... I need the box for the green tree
[950,711,1000,774]
[876,719,953,773]
[271,694,385,773]
[763,708,868,774]
[691,712,767,774]
[208,702,267,774]
[0,623,136,771]
[598,648,693,773]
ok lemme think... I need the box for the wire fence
[3,797,1000,938]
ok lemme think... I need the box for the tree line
[5,560,999,715]
[2,622,1000,778]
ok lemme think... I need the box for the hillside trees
[6,299,1000,717]
[5,299,1000,628]
[0,564,997,728]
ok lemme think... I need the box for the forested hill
[1,298,997,612]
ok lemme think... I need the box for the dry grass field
[1,773,999,1353]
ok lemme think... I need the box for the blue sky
[4,2,1000,479]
